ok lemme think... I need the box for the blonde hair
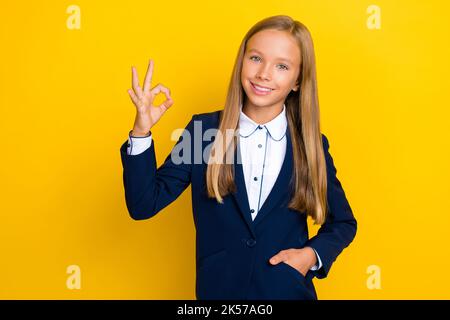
[206,15,328,225]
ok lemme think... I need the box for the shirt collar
[238,103,287,141]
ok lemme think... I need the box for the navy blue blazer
[120,109,357,300]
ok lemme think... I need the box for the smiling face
[241,29,301,112]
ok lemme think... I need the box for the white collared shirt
[237,103,287,221]
[126,105,322,270]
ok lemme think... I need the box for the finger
[270,251,288,264]
[152,84,173,111]
[156,97,174,114]
[131,66,143,98]
[150,83,172,98]
[143,59,154,93]
[127,88,139,106]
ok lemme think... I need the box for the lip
[250,81,274,96]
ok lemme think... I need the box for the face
[241,29,301,110]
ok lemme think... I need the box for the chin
[245,94,280,110]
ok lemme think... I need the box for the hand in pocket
[269,247,317,277]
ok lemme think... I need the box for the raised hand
[127,59,174,136]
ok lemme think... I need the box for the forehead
[246,29,301,64]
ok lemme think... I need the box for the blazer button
[246,238,257,247]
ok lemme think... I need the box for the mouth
[250,81,274,95]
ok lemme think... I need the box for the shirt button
[258,144,262,148]
[253,177,258,181]
[127,143,130,147]
[258,125,263,130]
[250,209,255,213]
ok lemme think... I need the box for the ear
[292,81,300,92]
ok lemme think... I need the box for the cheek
[241,62,254,79]
[275,76,296,92]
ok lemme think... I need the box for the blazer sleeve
[305,133,358,279]
[119,114,197,220]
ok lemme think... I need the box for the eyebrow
[247,48,293,64]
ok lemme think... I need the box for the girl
[120,15,357,300]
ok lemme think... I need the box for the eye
[249,56,289,70]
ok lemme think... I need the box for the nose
[255,63,272,81]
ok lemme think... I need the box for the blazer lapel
[232,140,257,238]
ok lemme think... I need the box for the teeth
[253,83,272,92]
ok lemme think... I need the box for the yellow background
[1,0,449,299]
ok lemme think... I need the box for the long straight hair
[205,15,327,225]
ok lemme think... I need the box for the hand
[127,59,174,135]
[269,247,317,277]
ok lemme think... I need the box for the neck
[242,102,284,124]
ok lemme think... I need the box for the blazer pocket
[279,261,316,300]
[198,249,227,270]
[280,261,307,282]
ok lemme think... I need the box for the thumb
[156,98,174,113]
